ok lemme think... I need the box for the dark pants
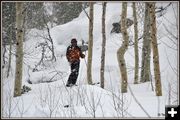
[66,61,80,85]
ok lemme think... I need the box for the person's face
[71,41,77,47]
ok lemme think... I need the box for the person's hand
[68,59,72,64]
[81,54,85,58]
[69,60,73,65]
[67,57,70,62]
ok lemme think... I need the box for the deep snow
[2,2,178,118]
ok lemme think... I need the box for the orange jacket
[66,45,84,62]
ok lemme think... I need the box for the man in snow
[66,38,85,87]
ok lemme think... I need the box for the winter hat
[71,38,77,43]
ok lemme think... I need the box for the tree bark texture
[150,3,162,96]
[132,3,139,84]
[100,2,107,88]
[14,2,24,97]
[140,3,151,83]
[87,2,94,84]
[117,2,129,93]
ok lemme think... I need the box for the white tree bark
[132,3,139,84]
[14,2,24,97]
[150,2,162,96]
[87,2,94,84]
[117,2,129,93]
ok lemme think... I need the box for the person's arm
[66,46,70,61]
[78,46,85,58]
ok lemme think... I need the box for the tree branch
[82,5,90,20]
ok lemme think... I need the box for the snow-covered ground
[2,2,178,118]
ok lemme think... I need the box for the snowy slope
[2,2,178,118]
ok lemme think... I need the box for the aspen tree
[132,3,139,84]
[14,2,24,97]
[150,3,162,96]
[87,2,94,84]
[117,2,129,93]
[140,3,151,83]
[100,2,107,88]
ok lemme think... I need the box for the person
[66,38,85,87]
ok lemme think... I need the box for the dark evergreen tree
[2,2,16,44]
[25,2,46,29]
[52,2,82,25]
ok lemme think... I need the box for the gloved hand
[69,62,72,66]
[68,58,72,64]
[81,54,85,58]
[67,57,70,62]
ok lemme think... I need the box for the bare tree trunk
[87,2,94,84]
[7,26,13,78]
[117,2,129,93]
[14,2,24,97]
[140,3,151,83]
[150,3,162,96]
[100,2,107,88]
[2,44,6,69]
[132,3,139,84]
